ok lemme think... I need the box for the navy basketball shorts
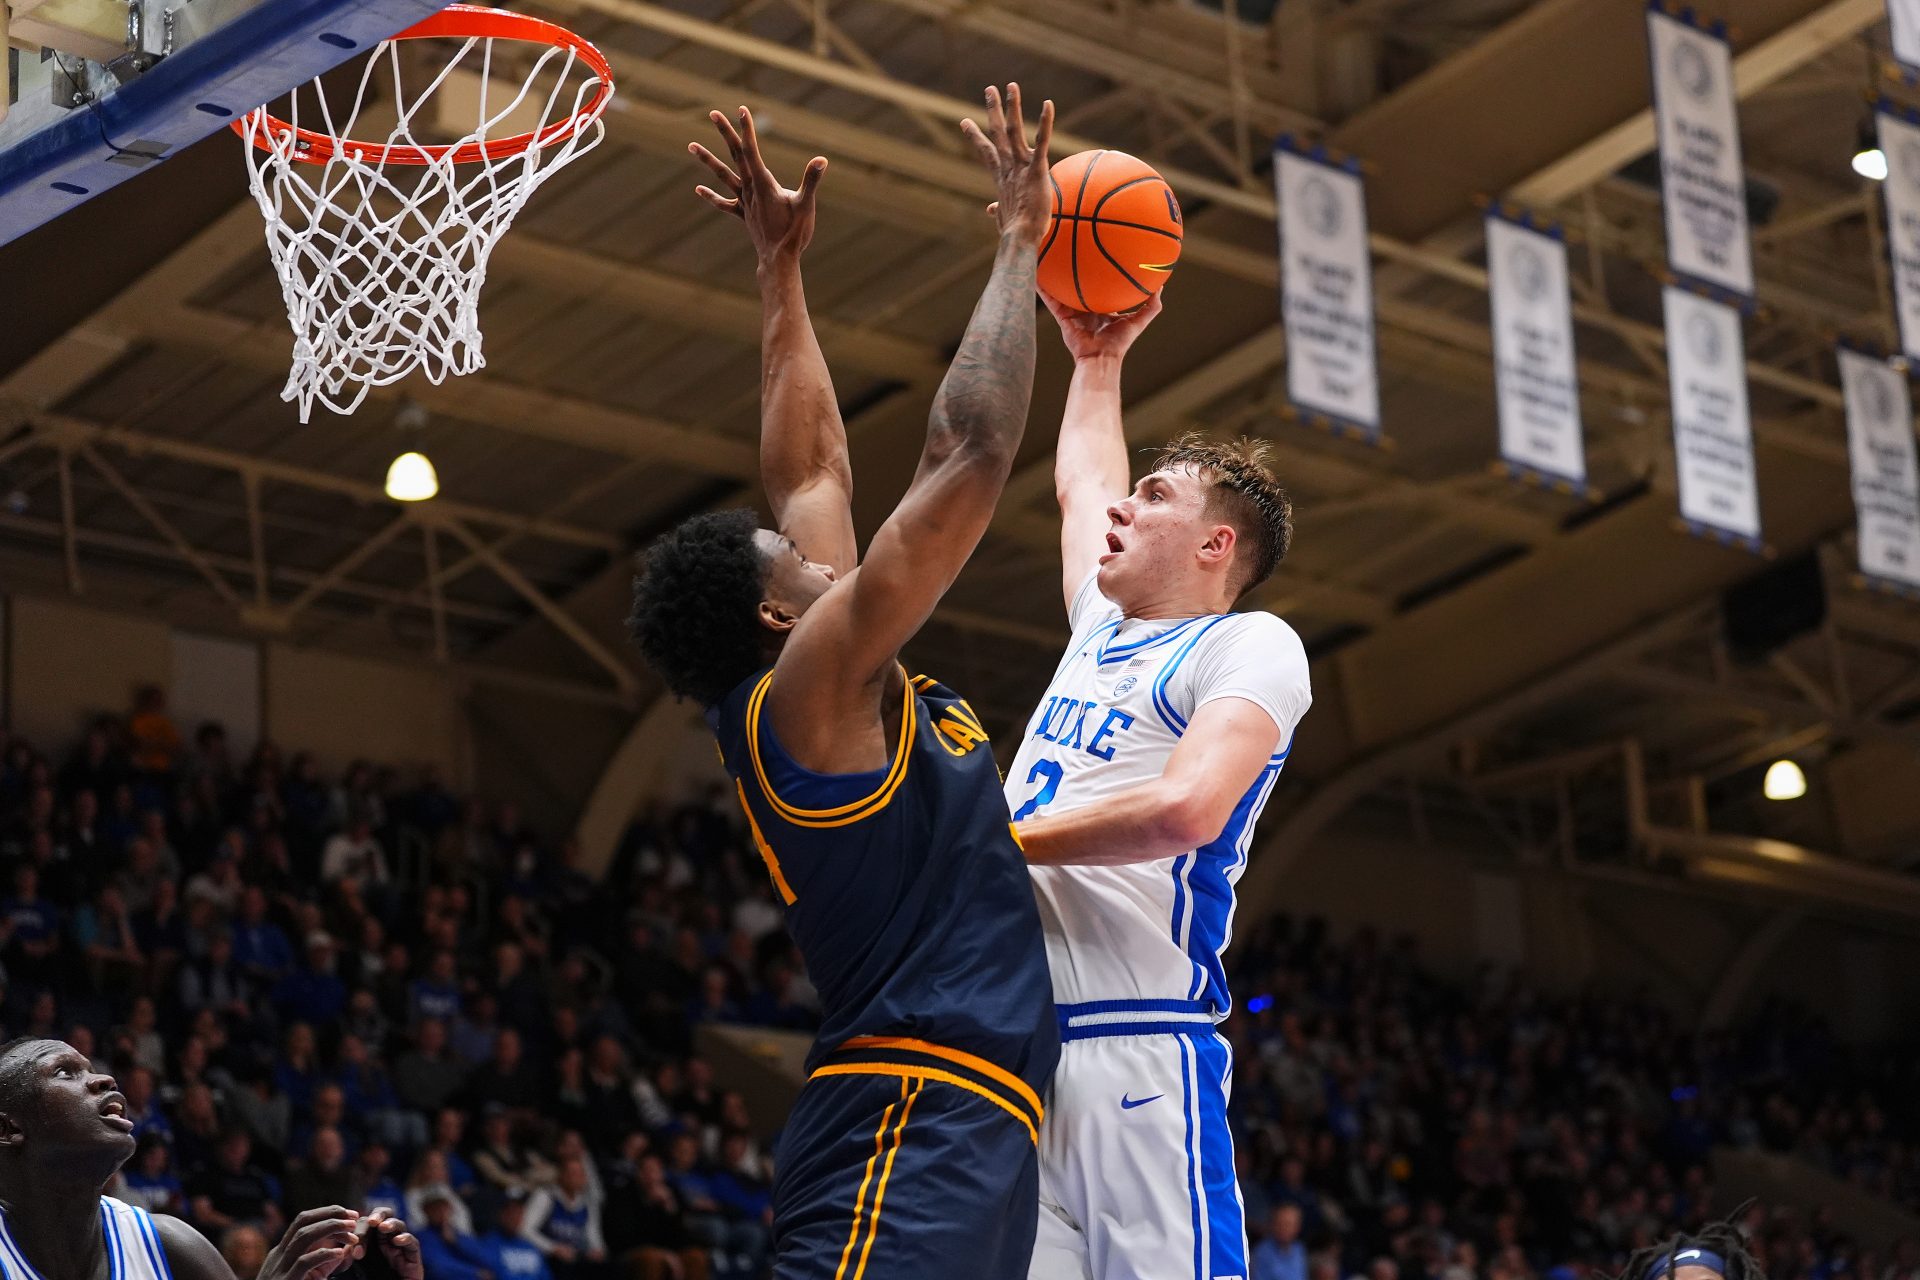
[771,1036,1045,1280]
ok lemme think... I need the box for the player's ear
[1197,523,1236,569]
[758,599,799,635]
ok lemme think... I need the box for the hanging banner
[1841,348,1920,590]
[1893,0,1920,74]
[1275,139,1380,436]
[1663,286,1760,546]
[1879,107,1920,364]
[1647,6,1754,298]
[1486,212,1585,486]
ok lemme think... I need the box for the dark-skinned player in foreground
[629,85,1057,1279]
[0,1038,421,1280]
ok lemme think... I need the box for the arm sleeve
[584,1205,607,1255]
[521,1191,559,1253]
[1169,613,1312,748]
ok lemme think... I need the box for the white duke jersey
[1006,573,1311,1017]
[0,1198,174,1280]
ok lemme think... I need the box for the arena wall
[2,589,474,781]
[1274,816,1920,1043]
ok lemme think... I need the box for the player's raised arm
[772,83,1054,712]
[1044,292,1162,609]
[691,108,856,576]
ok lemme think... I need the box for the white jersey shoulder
[1008,573,1311,1014]
[0,1198,176,1280]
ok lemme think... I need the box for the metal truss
[0,0,1900,752]
[1242,537,1920,928]
[544,0,1869,574]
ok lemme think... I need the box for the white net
[238,17,610,420]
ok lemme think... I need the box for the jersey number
[1012,758,1063,822]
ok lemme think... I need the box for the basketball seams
[1046,214,1183,241]
[1089,174,1177,302]
[1039,172,1064,265]
[1068,150,1106,313]
[1089,231,1153,304]
[1038,149,1181,314]
[1088,175,1164,213]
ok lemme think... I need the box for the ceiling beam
[490,233,947,380]
[808,0,1311,138]
[139,303,758,479]
[440,515,641,694]
[0,503,521,626]
[590,25,1851,458]
[3,204,758,478]
[22,409,623,552]
[1511,0,1883,207]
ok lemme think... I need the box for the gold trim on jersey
[832,1078,921,1280]
[810,1035,1044,1144]
[734,780,798,905]
[914,673,990,757]
[811,1063,1036,1145]
[745,668,915,827]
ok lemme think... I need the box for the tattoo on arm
[926,237,1039,464]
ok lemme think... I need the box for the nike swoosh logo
[1120,1093,1163,1110]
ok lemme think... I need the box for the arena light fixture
[1853,122,1888,182]
[1763,759,1807,801]
[385,451,439,502]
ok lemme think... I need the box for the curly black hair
[627,509,774,707]
[0,1037,56,1118]
[1621,1217,1765,1280]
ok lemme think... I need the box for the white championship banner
[1841,348,1920,590]
[1663,286,1760,545]
[1647,6,1754,298]
[1894,0,1920,73]
[1276,141,1380,435]
[1879,108,1920,364]
[1486,212,1585,486]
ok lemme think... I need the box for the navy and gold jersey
[708,666,1059,1099]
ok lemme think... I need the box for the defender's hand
[258,1207,360,1280]
[690,106,827,264]
[1043,291,1163,362]
[360,1208,423,1280]
[961,83,1054,248]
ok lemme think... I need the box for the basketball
[1038,149,1184,316]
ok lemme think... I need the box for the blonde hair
[1147,432,1293,596]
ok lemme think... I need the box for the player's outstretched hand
[257,1207,360,1280]
[962,83,1054,248]
[689,106,827,265]
[359,1208,424,1280]
[1043,290,1163,363]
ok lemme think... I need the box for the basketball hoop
[235,6,615,421]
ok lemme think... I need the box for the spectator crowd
[0,691,809,1280]
[3,690,1920,1280]
[1224,919,1920,1280]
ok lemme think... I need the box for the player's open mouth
[1101,531,1124,563]
[100,1096,133,1131]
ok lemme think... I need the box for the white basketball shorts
[1029,1000,1248,1280]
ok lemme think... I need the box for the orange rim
[231,4,614,166]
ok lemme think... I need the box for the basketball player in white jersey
[0,1038,421,1280]
[1009,295,1311,1280]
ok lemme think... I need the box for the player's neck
[0,1177,108,1280]
[1118,585,1232,622]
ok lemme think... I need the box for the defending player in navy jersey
[0,1037,421,1280]
[627,88,1058,1280]
[1009,296,1312,1280]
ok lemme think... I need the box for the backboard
[0,0,445,247]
